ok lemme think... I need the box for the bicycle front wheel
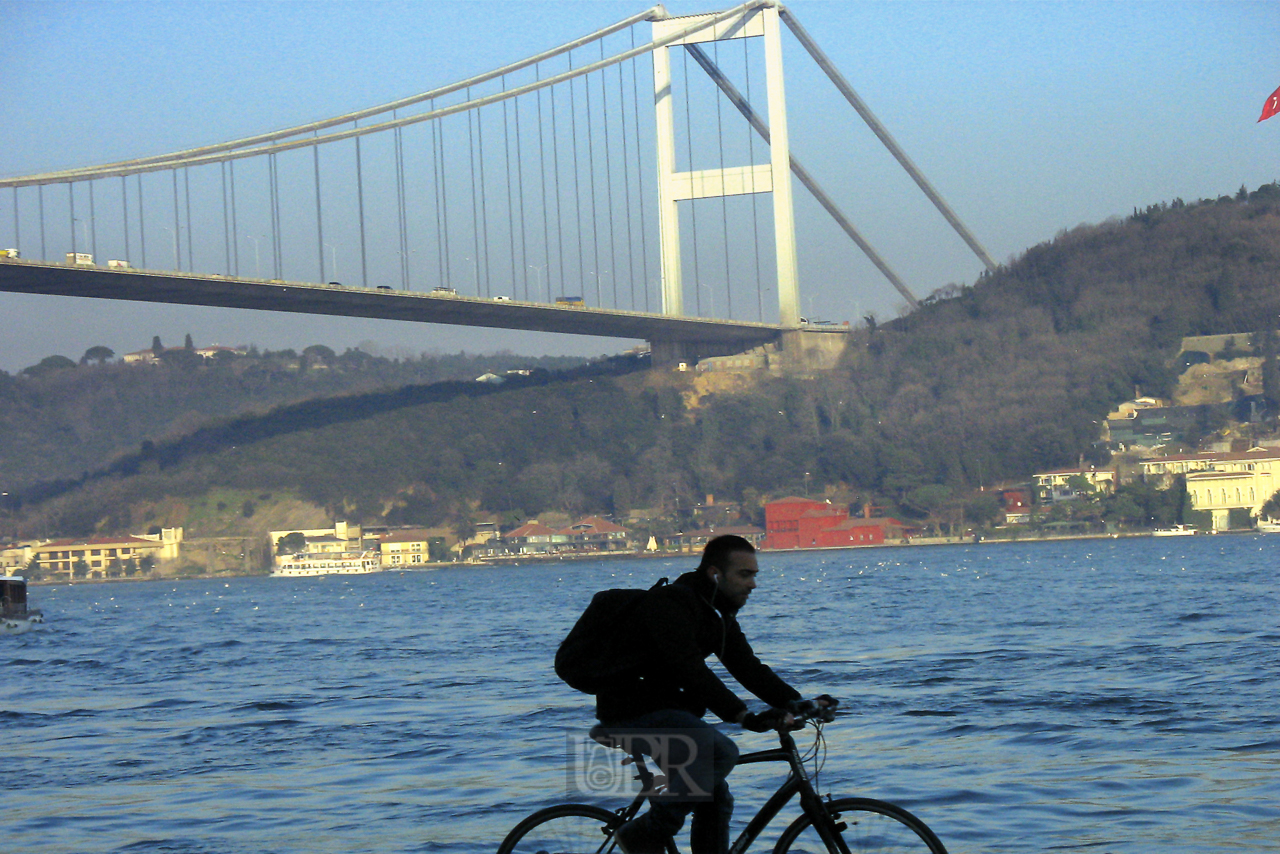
[773,797,948,854]
[497,803,621,854]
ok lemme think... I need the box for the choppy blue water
[4,535,1277,854]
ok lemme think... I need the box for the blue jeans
[601,710,739,854]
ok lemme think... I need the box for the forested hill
[0,349,588,490]
[7,184,1280,541]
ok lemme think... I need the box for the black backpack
[555,578,667,694]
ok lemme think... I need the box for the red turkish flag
[1260,85,1280,122]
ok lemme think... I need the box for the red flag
[1261,85,1280,122]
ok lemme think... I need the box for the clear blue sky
[1,0,1276,372]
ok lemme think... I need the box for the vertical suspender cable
[355,119,368,288]
[550,74,565,295]
[395,110,409,289]
[602,46,619,308]
[269,154,280,278]
[714,40,731,320]
[121,177,129,265]
[630,33,651,312]
[467,94,480,295]
[437,113,452,288]
[184,168,193,271]
[568,54,588,301]
[745,36,763,321]
[221,163,231,274]
[477,100,491,296]
[535,67,552,302]
[585,55,602,306]
[618,44,636,309]
[10,188,17,257]
[69,182,77,258]
[682,49,701,315]
[502,78,517,298]
[171,170,181,269]
[136,175,146,269]
[429,108,443,288]
[229,161,239,277]
[38,185,46,261]
[513,86,529,301]
[89,180,98,263]
[314,132,326,282]
[88,184,97,267]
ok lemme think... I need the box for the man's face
[712,550,759,609]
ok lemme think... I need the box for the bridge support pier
[649,327,848,372]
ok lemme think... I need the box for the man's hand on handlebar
[740,708,801,732]
[786,695,840,722]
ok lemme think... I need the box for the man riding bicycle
[596,534,834,854]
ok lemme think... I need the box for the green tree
[1260,488,1280,521]
[20,355,76,377]
[151,336,164,356]
[276,532,307,555]
[81,345,115,365]
[184,333,195,351]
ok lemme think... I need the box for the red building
[763,497,906,550]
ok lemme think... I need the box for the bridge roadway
[0,260,785,361]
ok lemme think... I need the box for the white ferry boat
[1,575,45,634]
[271,550,383,578]
[1152,525,1197,537]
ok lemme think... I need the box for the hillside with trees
[0,345,587,490]
[4,184,1280,544]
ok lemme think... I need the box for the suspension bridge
[0,0,994,366]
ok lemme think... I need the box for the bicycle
[496,702,948,854]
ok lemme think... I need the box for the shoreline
[27,527,1261,585]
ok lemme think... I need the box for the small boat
[1152,525,1197,537]
[1,575,45,634]
[1256,520,1280,533]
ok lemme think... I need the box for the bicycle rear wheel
[496,804,621,854]
[773,797,947,854]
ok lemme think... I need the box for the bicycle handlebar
[785,696,839,726]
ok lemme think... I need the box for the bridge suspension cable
[0,3,762,187]
[778,5,998,274]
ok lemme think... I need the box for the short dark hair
[699,534,755,573]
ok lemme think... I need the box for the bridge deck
[0,260,784,349]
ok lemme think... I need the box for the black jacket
[595,569,800,723]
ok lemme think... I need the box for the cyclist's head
[699,534,755,575]
[700,535,758,609]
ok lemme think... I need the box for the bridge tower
[652,3,801,338]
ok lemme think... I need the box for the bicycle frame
[727,729,850,854]
[616,726,850,854]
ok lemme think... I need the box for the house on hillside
[503,521,562,555]
[378,529,446,567]
[764,497,907,549]
[1140,447,1280,530]
[31,528,183,579]
[558,516,632,552]
[1033,467,1116,503]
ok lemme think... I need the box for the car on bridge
[555,295,585,308]
[432,286,458,296]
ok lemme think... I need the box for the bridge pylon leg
[651,3,800,327]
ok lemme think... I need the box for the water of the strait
[3,535,1277,853]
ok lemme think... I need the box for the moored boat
[1,575,45,634]
[270,550,383,577]
[1152,525,1197,537]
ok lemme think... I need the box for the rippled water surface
[5,536,1278,853]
